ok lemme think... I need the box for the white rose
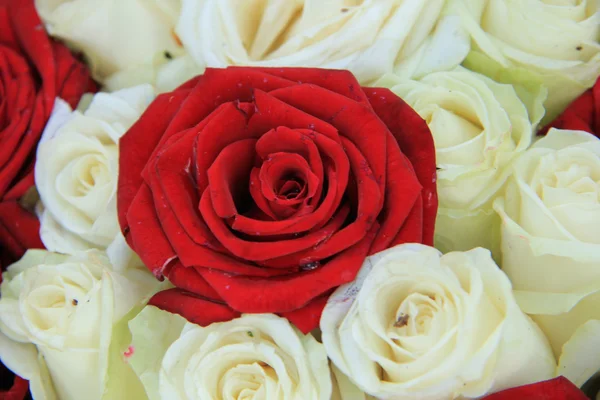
[35,85,155,255]
[321,244,556,400]
[493,128,600,387]
[128,308,331,400]
[458,0,600,122]
[379,68,542,259]
[0,246,158,400]
[176,0,471,83]
[35,0,198,90]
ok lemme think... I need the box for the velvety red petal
[161,68,296,141]
[255,127,324,206]
[270,84,388,212]
[364,87,437,246]
[164,261,221,300]
[280,292,331,334]
[149,133,295,277]
[0,373,29,400]
[0,201,43,259]
[370,131,422,254]
[149,289,240,327]
[126,184,178,279]
[390,194,424,246]
[208,138,257,218]
[230,131,349,237]
[200,187,351,262]
[230,67,371,106]
[482,376,588,400]
[118,89,192,237]
[247,89,341,144]
[541,77,599,137]
[198,224,378,313]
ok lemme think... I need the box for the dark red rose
[541,76,599,137]
[482,377,588,400]
[118,67,437,332]
[0,360,29,400]
[0,0,94,262]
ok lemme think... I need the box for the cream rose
[321,244,556,400]
[127,308,331,400]
[35,85,155,255]
[493,128,600,387]
[379,68,542,259]
[35,0,198,91]
[176,0,471,83]
[458,0,600,122]
[0,245,158,400]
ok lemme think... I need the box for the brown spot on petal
[394,313,409,328]
[171,29,183,47]
[19,186,40,214]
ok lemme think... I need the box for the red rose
[0,0,94,262]
[482,377,588,400]
[118,67,437,332]
[0,361,28,400]
[541,76,599,137]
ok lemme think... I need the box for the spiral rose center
[425,104,483,150]
[254,151,320,219]
[24,267,93,331]
[57,154,111,197]
[392,292,441,337]
[220,361,276,399]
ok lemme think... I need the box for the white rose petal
[128,309,331,400]
[379,67,540,259]
[0,249,158,400]
[176,0,471,83]
[35,86,155,254]
[321,244,556,400]
[458,0,600,122]
[34,0,195,89]
[494,128,600,388]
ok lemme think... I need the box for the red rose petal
[232,67,371,106]
[126,184,178,278]
[165,262,221,300]
[364,87,437,246]
[194,102,259,193]
[161,68,296,140]
[0,201,43,259]
[270,84,388,212]
[256,127,324,206]
[280,292,331,334]
[149,289,240,327]
[118,89,192,237]
[198,224,378,315]
[482,376,588,400]
[208,138,257,219]
[200,187,351,261]
[230,131,349,236]
[248,89,341,144]
[370,131,422,254]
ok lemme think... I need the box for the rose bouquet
[0,0,599,399]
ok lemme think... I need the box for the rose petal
[118,89,192,237]
[126,184,178,278]
[364,87,437,246]
[149,288,240,327]
[198,224,378,315]
[232,67,371,106]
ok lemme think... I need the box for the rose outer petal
[364,87,438,246]
[149,288,241,327]
[198,224,378,314]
